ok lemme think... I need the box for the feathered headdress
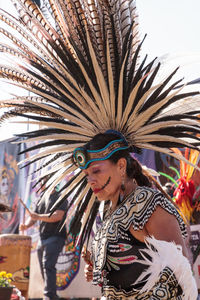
[1,0,200,247]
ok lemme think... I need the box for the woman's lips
[93,188,101,194]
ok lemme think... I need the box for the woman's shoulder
[109,186,164,231]
[135,185,162,194]
[119,186,164,217]
[132,185,174,216]
[131,185,164,204]
[128,185,187,237]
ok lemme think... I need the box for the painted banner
[190,224,200,290]
[0,138,26,233]
[19,144,81,291]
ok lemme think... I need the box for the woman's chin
[96,194,107,201]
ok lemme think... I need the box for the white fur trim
[135,236,197,300]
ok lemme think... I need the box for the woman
[0,169,10,205]
[0,168,13,230]
[74,131,197,299]
[0,0,199,298]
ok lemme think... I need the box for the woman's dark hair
[85,132,151,187]
[162,182,175,198]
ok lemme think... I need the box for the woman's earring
[121,176,125,192]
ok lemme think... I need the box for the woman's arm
[129,205,189,259]
[145,205,189,258]
[129,205,197,298]
[82,247,93,282]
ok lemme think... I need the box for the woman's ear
[117,158,127,175]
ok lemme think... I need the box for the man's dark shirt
[35,191,68,240]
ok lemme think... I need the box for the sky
[137,0,200,80]
[0,0,200,141]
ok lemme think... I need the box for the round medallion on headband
[73,148,88,168]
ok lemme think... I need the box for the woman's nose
[87,175,96,185]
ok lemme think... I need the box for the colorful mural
[0,138,25,233]
[19,144,81,290]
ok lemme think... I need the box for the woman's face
[0,177,9,196]
[83,159,124,203]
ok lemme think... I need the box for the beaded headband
[73,139,129,169]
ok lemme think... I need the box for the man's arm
[19,215,37,231]
[30,209,65,223]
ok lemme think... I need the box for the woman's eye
[93,169,100,174]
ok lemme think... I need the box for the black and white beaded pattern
[101,267,183,299]
[92,186,187,285]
